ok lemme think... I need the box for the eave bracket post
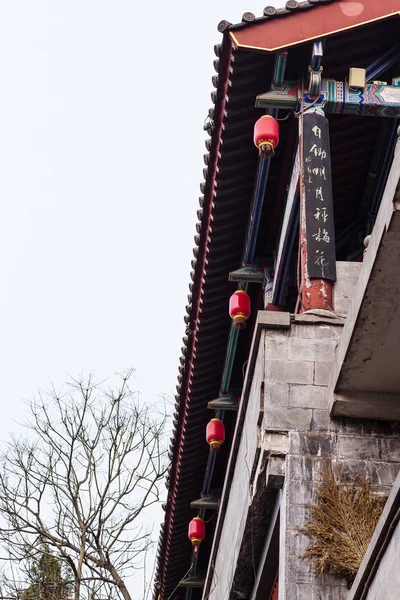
[298,106,336,313]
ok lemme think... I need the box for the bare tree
[0,370,167,600]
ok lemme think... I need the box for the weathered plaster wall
[334,261,362,318]
[363,519,400,600]
[347,470,400,600]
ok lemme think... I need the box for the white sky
[0,1,278,596]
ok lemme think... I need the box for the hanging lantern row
[229,289,251,330]
[228,117,278,327]
[186,116,278,555]
[206,417,225,450]
[185,420,224,549]
[253,114,279,157]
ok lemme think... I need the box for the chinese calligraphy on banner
[302,112,336,282]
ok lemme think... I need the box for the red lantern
[254,115,279,157]
[229,289,251,330]
[188,517,205,546]
[206,418,225,450]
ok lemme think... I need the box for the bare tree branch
[0,371,167,600]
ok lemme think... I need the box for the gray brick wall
[262,318,400,600]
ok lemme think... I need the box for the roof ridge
[218,0,339,33]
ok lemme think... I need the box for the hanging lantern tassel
[206,417,225,451]
[254,114,279,157]
[229,289,251,330]
[188,517,205,558]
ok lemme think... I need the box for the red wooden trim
[269,572,279,600]
[158,37,233,599]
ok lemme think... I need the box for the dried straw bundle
[301,468,386,580]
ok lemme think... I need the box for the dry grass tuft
[301,467,386,581]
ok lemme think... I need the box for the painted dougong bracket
[257,80,400,118]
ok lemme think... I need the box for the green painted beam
[229,265,264,283]
[190,491,220,510]
[257,79,400,118]
[208,393,239,411]
[207,396,239,410]
[220,323,240,394]
[179,574,205,588]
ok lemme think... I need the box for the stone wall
[262,315,400,600]
[205,312,400,600]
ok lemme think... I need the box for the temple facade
[154,2,400,599]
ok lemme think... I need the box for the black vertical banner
[302,112,336,282]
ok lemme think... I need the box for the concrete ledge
[258,310,291,329]
[329,136,400,418]
[348,470,400,600]
[331,391,400,421]
[293,314,345,326]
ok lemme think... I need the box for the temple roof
[154,3,400,598]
